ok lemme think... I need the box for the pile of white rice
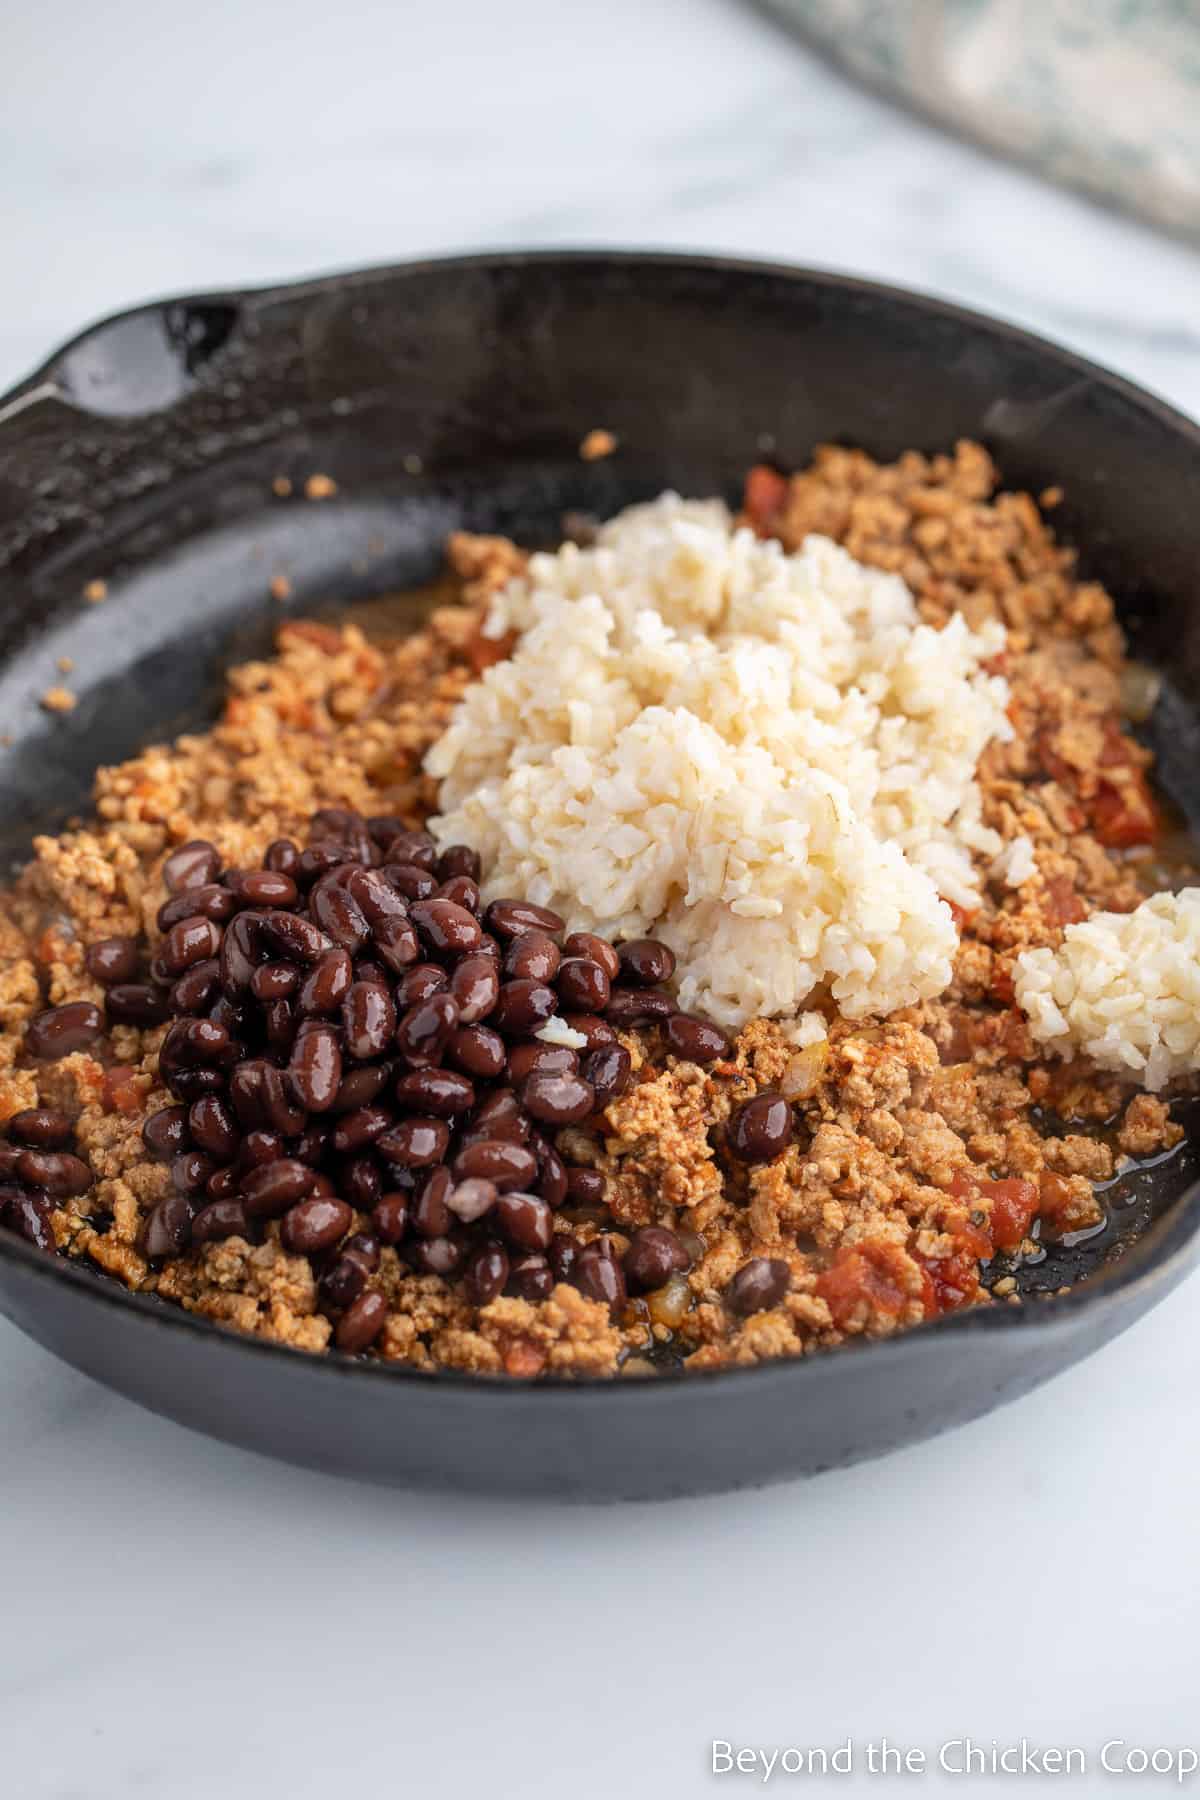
[1014,890,1200,1091]
[426,494,1012,1028]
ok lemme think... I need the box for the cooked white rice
[426,494,1012,1028]
[1015,889,1200,1091]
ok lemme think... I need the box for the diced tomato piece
[917,1249,982,1315]
[947,900,977,933]
[1090,774,1158,849]
[1045,874,1086,927]
[742,464,788,534]
[984,1177,1039,1252]
[466,627,516,675]
[815,1242,908,1330]
[989,961,1015,1005]
[1037,1171,1077,1232]
[101,1065,142,1114]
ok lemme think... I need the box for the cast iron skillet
[1,252,1199,1501]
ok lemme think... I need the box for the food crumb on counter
[304,473,338,501]
[272,475,293,498]
[57,656,74,674]
[40,686,77,713]
[579,428,617,461]
[269,574,292,602]
[82,579,107,604]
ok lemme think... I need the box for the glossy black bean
[394,1067,475,1117]
[605,986,674,1026]
[310,876,370,952]
[331,1064,390,1113]
[242,1158,316,1217]
[241,1129,286,1171]
[3,1190,55,1252]
[574,1235,627,1311]
[560,1012,616,1050]
[191,1197,252,1243]
[436,875,481,914]
[297,947,353,1016]
[321,1253,367,1309]
[562,932,620,980]
[85,935,140,986]
[344,1231,381,1270]
[624,1226,690,1293]
[445,1024,506,1080]
[395,992,458,1067]
[264,997,295,1049]
[340,1155,383,1211]
[282,1195,353,1253]
[383,862,437,902]
[493,1191,554,1251]
[187,1095,239,1163]
[411,1167,453,1238]
[297,844,348,887]
[503,932,560,984]
[395,963,449,1008]
[105,982,172,1027]
[436,844,481,883]
[617,938,676,986]
[162,839,221,893]
[342,980,396,1061]
[158,883,239,930]
[345,865,409,926]
[490,979,556,1037]
[16,1149,92,1196]
[664,1012,731,1063]
[372,1191,410,1244]
[7,1108,73,1148]
[521,1070,594,1126]
[406,1234,468,1277]
[446,954,499,1024]
[411,897,483,958]
[264,838,300,877]
[464,1243,509,1306]
[729,1092,791,1165]
[370,916,419,973]
[471,1089,531,1144]
[452,1140,538,1192]
[219,911,263,993]
[555,957,610,1013]
[227,868,299,908]
[581,1044,632,1109]
[565,1167,607,1207]
[258,910,332,962]
[142,1105,190,1161]
[165,1067,226,1103]
[548,1234,580,1284]
[260,1064,309,1135]
[533,1136,569,1209]
[228,1060,269,1129]
[475,933,503,963]
[335,1290,388,1354]
[205,1165,240,1202]
[506,1252,554,1301]
[484,899,565,940]
[376,1117,449,1169]
[141,1193,194,1261]
[330,1105,393,1155]
[26,1001,104,1060]
[507,1042,577,1084]
[289,1024,342,1112]
[171,1150,216,1196]
[446,1177,497,1223]
[0,1150,21,1181]
[726,1257,791,1315]
[382,829,439,871]
[250,961,299,1001]
[170,960,221,1014]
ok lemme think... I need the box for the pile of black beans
[8,809,799,1352]
[0,1109,93,1253]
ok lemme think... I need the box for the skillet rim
[2,246,1200,1401]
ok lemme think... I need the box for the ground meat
[1,451,1190,1376]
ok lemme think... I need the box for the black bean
[85,936,140,986]
[493,1190,554,1251]
[172,1150,215,1195]
[476,933,503,963]
[331,1105,393,1154]
[506,1252,554,1301]
[565,1168,607,1207]
[436,875,481,914]
[452,1140,538,1192]
[411,1166,454,1238]
[464,1242,508,1306]
[311,805,368,841]
[485,899,565,940]
[205,1165,240,1202]
[250,961,299,1001]
[191,1197,252,1244]
[555,957,610,1013]
[106,983,172,1027]
[26,1001,104,1060]
[260,1064,309,1135]
[471,1088,531,1143]
[372,1191,410,1244]
[263,997,294,1049]
[345,866,409,927]
[330,1064,390,1113]
[729,1092,791,1165]
[322,1253,367,1309]
[8,1108,73,1148]
[282,1195,353,1253]
[289,1124,326,1166]
[574,1235,627,1312]
[617,938,676,986]
[16,1149,92,1196]
[371,916,420,973]
[533,1136,568,1208]
[447,954,499,1025]
[406,1234,468,1277]
[142,1105,190,1162]
[376,1117,449,1169]
[344,1231,381,1271]
[264,838,300,877]
[726,1257,790,1315]
[382,830,438,872]
[446,1177,497,1223]
[503,932,560,983]
[605,986,674,1026]
[228,1060,269,1130]
[340,1155,383,1211]
[562,932,620,980]
[410,897,482,958]
[243,1131,288,1172]
[342,980,396,1060]
[3,1190,56,1252]
[491,979,556,1037]
[394,1068,475,1117]
[624,1226,690,1293]
[289,1023,342,1111]
[141,1194,194,1261]
[665,1012,730,1064]
[162,839,221,893]
[297,844,349,887]
[242,1158,316,1217]
[228,868,299,908]
[309,873,371,953]
[298,947,353,1015]
[394,963,448,1009]
[507,1043,576,1084]
[521,1070,595,1126]
[395,992,458,1067]
[335,1290,388,1353]
[170,961,221,1015]
[383,862,438,903]
[445,1024,506,1080]
[436,844,481,883]
[581,1044,632,1109]
[258,910,332,962]
[560,1012,616,1050]
[187,1095,239,1162]
[158,883,239,930]
[219,911,263,993]
[548,1235,580,1284]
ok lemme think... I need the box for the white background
[3,1,1199,1794]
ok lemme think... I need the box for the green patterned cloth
[762,0,1200,241]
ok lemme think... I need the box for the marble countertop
[4,1,1199,1795]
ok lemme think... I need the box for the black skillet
[1,252,1199,1500]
